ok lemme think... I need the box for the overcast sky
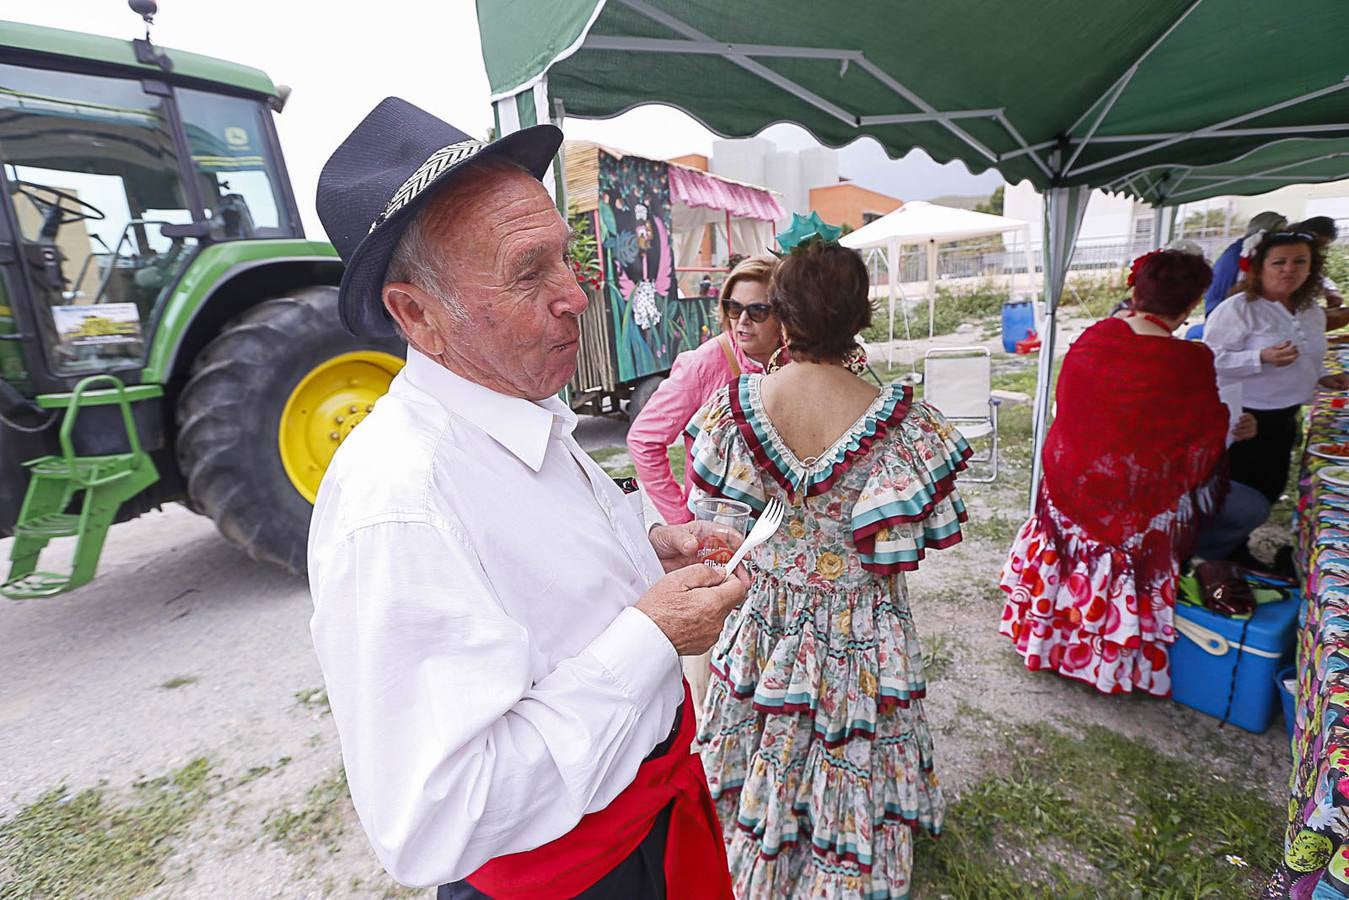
[4,0,1003,237]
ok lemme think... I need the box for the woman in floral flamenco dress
[999,249,1234,696]
[685,221,971,899]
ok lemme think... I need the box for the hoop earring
[766,344,788,374]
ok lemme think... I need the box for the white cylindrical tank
[710,138,771,188]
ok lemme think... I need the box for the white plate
[1320,465,1349,487]
[1310,443,1349,462]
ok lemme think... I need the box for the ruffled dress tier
[998,497,1184,696]
[685,375,971,900]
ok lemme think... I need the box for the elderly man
[309,98,745,899]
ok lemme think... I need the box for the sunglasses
[721,299,774,323]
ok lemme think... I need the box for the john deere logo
[224,127,250,148]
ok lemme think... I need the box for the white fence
[859,215,1349,291]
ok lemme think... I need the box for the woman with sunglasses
[627,257,785,525]
[1204,230,1349,569]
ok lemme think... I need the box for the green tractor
[0,20,405,598]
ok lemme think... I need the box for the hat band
[370,139,485,233]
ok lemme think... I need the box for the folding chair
[922,346,999,483]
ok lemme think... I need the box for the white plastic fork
[723,497,785,577]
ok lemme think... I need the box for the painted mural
[595,151,714,382]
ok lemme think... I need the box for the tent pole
[887,237,898,367]
[1029,184,1089,513]
[725,210,733,260]
[926,239,937,339]
[1151,205,1165,247]
[1022,224,1037,316]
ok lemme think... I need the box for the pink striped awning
[667,165,784,222]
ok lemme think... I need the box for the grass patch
[589,445,638,479]
[0,758,212,898]
[588,444,684,486]
[990,362,1056,469]
[668,445,686,485]
[159,676,197,690]
[964,511,1022,547]
[294,687,330,715]
[911,723,1280,898]
[921,632,960,682]
[264,768,351,856]
[234,756,292,789]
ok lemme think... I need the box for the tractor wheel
[626,374,665,422]
[176,286,404,573]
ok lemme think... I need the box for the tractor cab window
[176,88,293,241]
[0,63,196,375]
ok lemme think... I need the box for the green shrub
[861,280,1010,342]
[860,270,1127,345]
[1326,243,1349,290]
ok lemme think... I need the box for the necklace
[1124,310,1174,333]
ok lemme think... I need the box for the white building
[1004,178,1349,265]
[709,138,839,229]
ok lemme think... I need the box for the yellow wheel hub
[279,351,404,503]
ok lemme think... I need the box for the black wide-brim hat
[316,97,562,336]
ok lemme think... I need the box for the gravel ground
[0,331,1293,897]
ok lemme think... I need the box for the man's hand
[649,520,744,573]
[636,564,750,656]
[1327,290,1344,309]
[1260,341,1299,367]
[1327,305,1349,331]
[1231,412,1257,442]
[1320,374,1349,391]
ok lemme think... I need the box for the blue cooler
[1000,300,1035,353]
[1171,595,1301,733]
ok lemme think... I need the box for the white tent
[840,201,1037,353]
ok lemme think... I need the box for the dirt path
[0,400,1293,897]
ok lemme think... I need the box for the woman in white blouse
[1204,230,1349,508]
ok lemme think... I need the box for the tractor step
[13,513,80,539]
[28,454,141,482]
[2,375,159,601]
[1,571,79,600]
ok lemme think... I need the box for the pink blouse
[627,333,765,523]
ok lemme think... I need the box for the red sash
[466,682,732,899]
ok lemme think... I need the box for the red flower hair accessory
[1237,229,1266,273]
[1127,249,1165,287]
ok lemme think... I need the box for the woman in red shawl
[999,250,1240,696]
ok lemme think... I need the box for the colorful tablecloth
[1267,346,1349,899]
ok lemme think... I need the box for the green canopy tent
[1110,136,1349,207]
[476,0,1349,505]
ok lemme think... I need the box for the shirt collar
[403,348,569,472]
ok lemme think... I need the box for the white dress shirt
[308,348,682,888]
[1203,293,1329,408]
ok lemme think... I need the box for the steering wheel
[11,180,106,234]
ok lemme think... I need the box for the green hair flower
[774,211,843,254]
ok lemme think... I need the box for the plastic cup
[692,498,751,566]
